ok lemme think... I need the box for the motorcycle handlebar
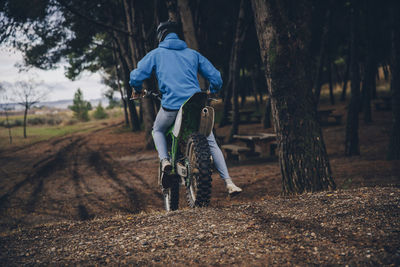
[130,89,161,101]
[130,89,220,103]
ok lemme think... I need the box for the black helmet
[157,20,179,43]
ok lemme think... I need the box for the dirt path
[0,121,164,231]
[1,107,400,265]
[1,187,399,266]
[1,108,400,232]
[0,119,287,232]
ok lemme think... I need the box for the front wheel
[159,163,179,211]
[185,133,212,208]
[162,179,179,211]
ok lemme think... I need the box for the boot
[224,178,242,195]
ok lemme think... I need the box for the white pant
[152,107,230,179]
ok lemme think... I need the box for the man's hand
[207,90,219,99]
[130,90,142,100]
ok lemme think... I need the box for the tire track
[0,121,160,229]
[0,137,81,213]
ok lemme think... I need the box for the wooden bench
[318,109,343,126]
[221,144,253,161]
[331,114,343,124]
[375,96,391,111]
[228,110,261,124]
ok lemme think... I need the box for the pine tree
[68,89,90,121]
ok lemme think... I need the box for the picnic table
[375,96,391,111]
[318,109,343,125]
[228,109,261,124]
[221,133,277,161]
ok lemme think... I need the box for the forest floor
[0,100,399,265]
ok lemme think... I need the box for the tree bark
[345,4,361,156]
[177,0,206,89]
[387,4,400,160]
[166,0,180,22]
[251,0,335,194]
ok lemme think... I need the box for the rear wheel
[185,133,212,207]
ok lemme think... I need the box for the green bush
[12,119,23,127]
[46,116,62,125]
[65,118,79,125]
[28,117,46,125]
[93,103,108,120]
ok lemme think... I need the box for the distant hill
[0,98,112,111]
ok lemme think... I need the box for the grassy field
[0,121,103,148]
[0,108,125,149]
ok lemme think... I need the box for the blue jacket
[129,33,222,110]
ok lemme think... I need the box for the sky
[0,47,106,102]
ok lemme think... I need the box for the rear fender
[198,106,214,137]
[172,108,183,138]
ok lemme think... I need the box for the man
[130,21,242,195]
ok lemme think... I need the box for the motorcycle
[132,90,216,211]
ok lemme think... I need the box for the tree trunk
[177,0,206,89]
[228,0,248,142]
[119,57,141,131]
[387,5,400,160]
[250,68,259,109]
[122,0,137,68]
[345,4,360,156]
[328,57,335,105]
[239,69,247,108]
[262,96,272,129]
[4,109,12,144]
[113,26,141,131]
[219,1,248,128]
[383,64,390,81]
[251,0,335,194]
[314,53,325,105]
[23,105,28,138]
[362,0,375,123]
[112,47,130,127]
[340,53,350,101]
[133,2,157,149]
[219,79,232,127]
[313,3,331,105]
[372,66,377,99]
[166,0,180,22]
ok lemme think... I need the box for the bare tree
[12,80,47,138]
[0,85,13,144]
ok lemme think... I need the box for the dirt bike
[132,90,216,211]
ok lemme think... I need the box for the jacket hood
[159,33,188,50]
